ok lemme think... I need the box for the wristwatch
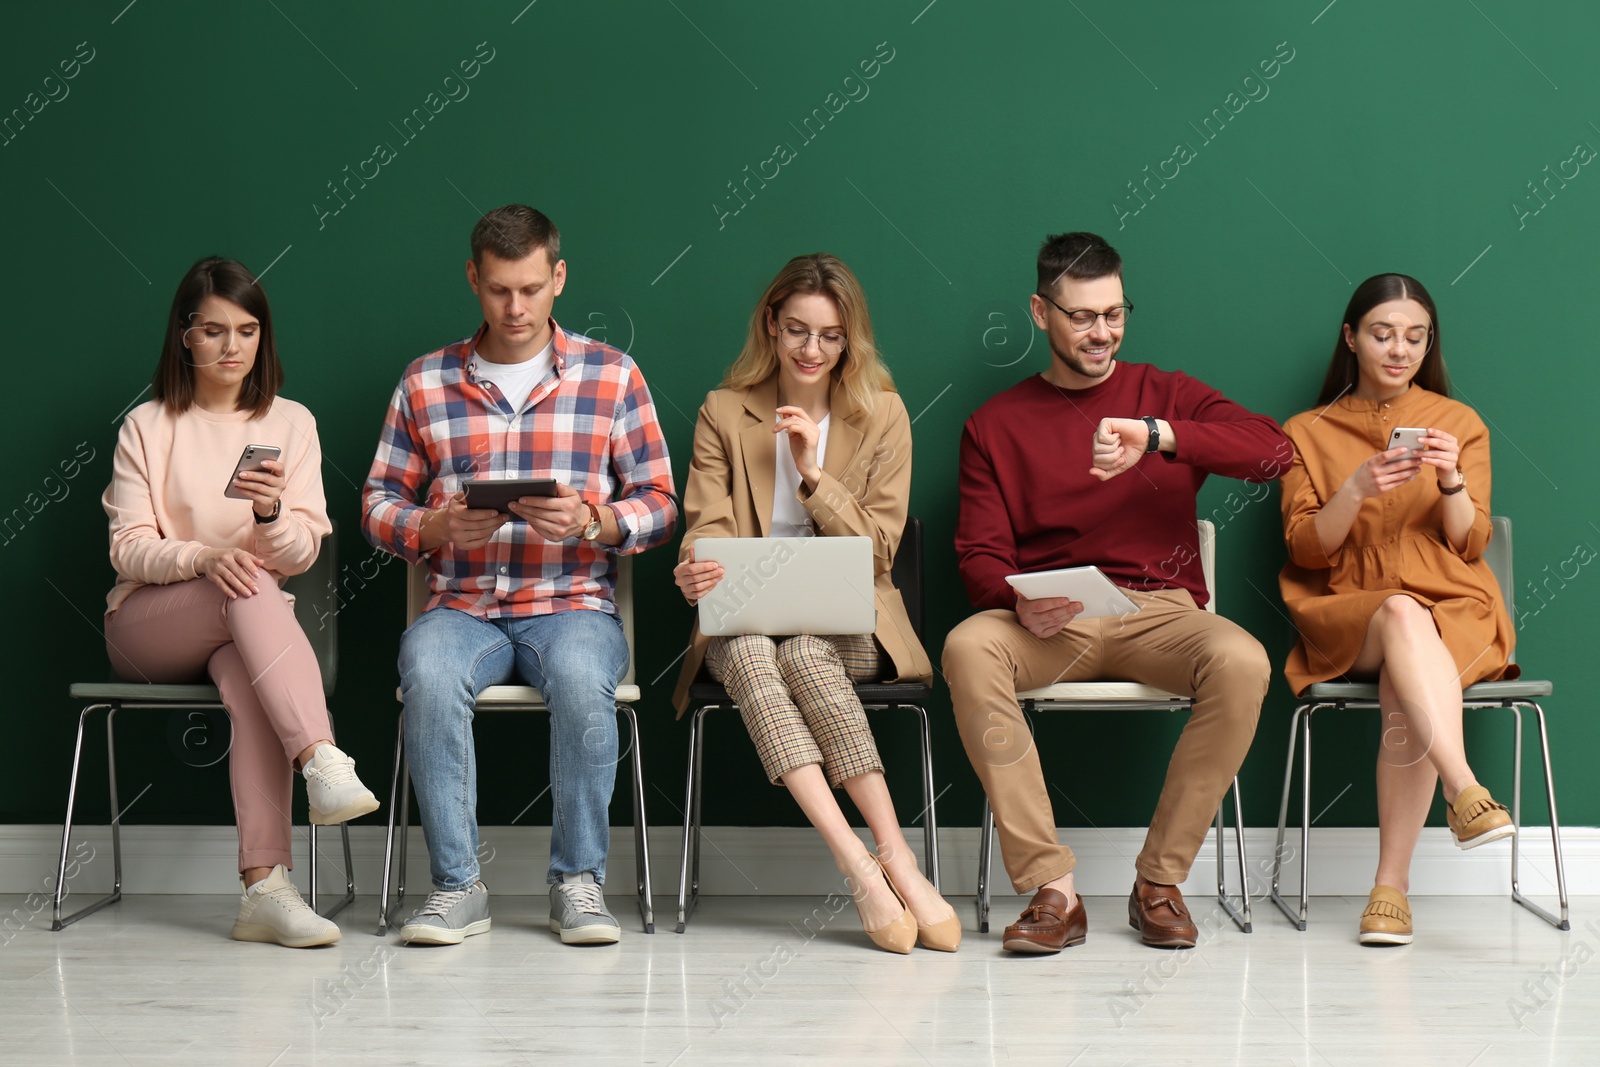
[580,502,604,540]
[253,499,281,524]
[1141,416,1160,454]
[1439,470,1467,495]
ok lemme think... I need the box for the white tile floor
[1,891,1594,1066]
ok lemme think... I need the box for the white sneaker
[304,743,380,825]
[231,865,340,948]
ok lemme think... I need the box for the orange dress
[1278,386,1516,695]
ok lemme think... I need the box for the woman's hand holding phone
[1416,427,1462,483]
[231,458,286,518]
[1345,445,1422,500]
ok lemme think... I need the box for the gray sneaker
[400,882,491,945]
[549,872,620,945]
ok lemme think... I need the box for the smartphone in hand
[224,444,282,499]
[1388,427,1426,457]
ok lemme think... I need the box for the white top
[770,413,830,536]
[471,338,554,412]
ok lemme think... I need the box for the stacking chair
[376,556,654,934]
[55,527,354,930]
[975,520,1253,934]
[1270,516,1568,930]
[676,518,939,933]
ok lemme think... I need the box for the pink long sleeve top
[101,398,331,614]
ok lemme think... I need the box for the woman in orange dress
[1279,273,1517,946]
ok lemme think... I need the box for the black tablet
[462,478,560,516]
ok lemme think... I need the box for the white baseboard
[0,824,1591,903]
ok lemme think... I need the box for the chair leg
[1213,777,1250,933]
[308,824,319,912]
[1510,701,1570,930]
[910,705,940,891]
[675,708,704,933]
[976,799,994,934]
[1270,704,1313,930]
[52,704,120,931]
[618,704,654,934]
[1231,775,1252,932]
[328,822,357,921]
[308,820,356,922]
[377,713,405,935]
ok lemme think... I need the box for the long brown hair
[722,253,894,412]
[153,256,282,418]
[1316,273,1452,405]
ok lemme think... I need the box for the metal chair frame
[55,527,353,930]
[376,555,654,935]
[675,518,937,933]
[1270,515,1568,931]
[974,519,1254,934]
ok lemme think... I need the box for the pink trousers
[104,577,331,872]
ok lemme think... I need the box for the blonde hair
[721,253,895,412]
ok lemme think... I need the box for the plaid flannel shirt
[360,320,677,618]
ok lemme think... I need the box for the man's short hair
[471,205,561,267]
[1036,231,1122,295]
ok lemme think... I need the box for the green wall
[3,1,1594,840]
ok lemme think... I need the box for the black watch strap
[254,499,281,524]
[1142,416,1160,454]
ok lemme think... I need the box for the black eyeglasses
[1037,293,1133,331]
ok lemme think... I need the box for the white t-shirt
[471,339,555,412]
[771,414,830,536]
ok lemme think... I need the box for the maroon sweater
[956,364,1292,611]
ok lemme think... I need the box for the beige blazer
[671,374,934,714]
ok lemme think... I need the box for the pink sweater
[102,398,332,614]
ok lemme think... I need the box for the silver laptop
[694,536,876,637]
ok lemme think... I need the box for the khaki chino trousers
[944,588,1269,891]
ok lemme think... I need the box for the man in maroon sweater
[945,231,1292,952]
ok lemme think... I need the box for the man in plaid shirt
[361,205,677,946]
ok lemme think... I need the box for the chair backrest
[1197,518,1216,615]
[890,516,925,641]
[1486,515,1514,663]
[406,554,637,685]
[285,520,338,697]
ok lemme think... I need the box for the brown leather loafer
[1127,877,1197,948]
[1001,888,1087,954]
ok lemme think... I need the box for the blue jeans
[398,607,629,891]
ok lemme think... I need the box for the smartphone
[462,477,561,516]
[223,444,282,499]
[1388,427,1427,457]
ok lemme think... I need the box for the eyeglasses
[1037,293,1133,331]
[778,324,846,357]
[1366,325,1434,363]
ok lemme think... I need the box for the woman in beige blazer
[671,253,955,954]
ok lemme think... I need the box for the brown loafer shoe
[1447,784,1516,850]
[1001,888,1087,954]
[1128,877,1197,948]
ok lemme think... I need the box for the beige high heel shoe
[853,858,915,954]
[880,861,961,952]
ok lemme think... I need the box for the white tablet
[695,536,876,637]
[1004,566,1139,619]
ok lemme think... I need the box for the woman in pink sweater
[102,257,378,947]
